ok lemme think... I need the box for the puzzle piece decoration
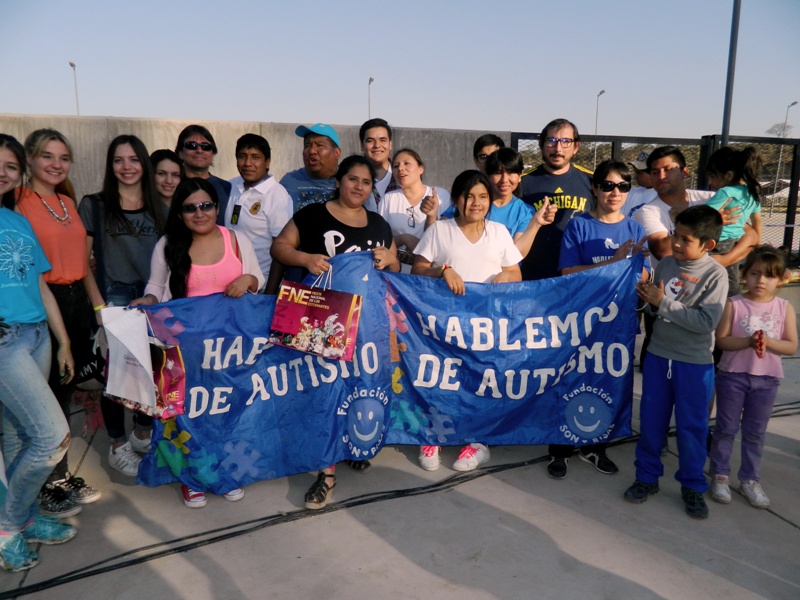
[187,448,220,485]
[391,366,405,394]
[220,440,263,481]
[148,307,186,345]
[385,292,409,334]
[423,407,456,443]
[389,331,407,363]
[389,400,430,435]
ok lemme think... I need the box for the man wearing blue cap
[280,123,342,213]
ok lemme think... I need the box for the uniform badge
[249,201,262,215]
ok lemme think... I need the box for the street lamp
[770,100,798,215]
[368,77,375,119]
[69,61,80,116]
[594,89,605,168]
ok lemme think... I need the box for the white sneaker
[418,446,441,471]
[739,480,770,508]
[452,443,490,472]
[223,488,244,502]
[710,474,731,504]
[109,441,142,476]
[128,430,152,454]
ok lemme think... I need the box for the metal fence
[511,132,800,254]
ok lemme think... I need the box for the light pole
[69,61,80,116]
[593,89,605,168]
[368,77,374,119]
[770,100,798,215]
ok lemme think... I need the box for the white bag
[101,307,158,412]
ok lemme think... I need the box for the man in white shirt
[360,118,396,209]
[225,134,292,294]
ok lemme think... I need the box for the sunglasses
[596,181,632,193]
[180,201,217,214]
[544,137,575,148]
[406,206,417,228]
[183,141,214,152]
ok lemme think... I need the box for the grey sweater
[645,253,729,364]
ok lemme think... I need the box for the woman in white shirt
[412,170,521,471]
[378,149,450,272]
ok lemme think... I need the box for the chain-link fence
[512,132,799,255]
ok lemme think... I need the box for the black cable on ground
[2,401,799,598]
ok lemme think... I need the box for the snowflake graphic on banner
[0,234,33,281]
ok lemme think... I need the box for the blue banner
[137,252,641,493]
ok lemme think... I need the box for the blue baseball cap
[295,123,340,148]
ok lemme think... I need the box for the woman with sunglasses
[378,149,450,273]
[131,177,263,508]
[547,160,649,480]
[0,134,77,572]
[15,129,101,515]
[77,135,167,478]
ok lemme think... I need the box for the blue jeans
[635,353,714,493]
[0,321,69,531]
[101,281,152,440]
[709,370,780,482]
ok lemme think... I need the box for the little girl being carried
[708,246,798,508]
[705,146,763,294]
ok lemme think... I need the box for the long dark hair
[164,178,219,299]
[450,170,492,219]
[706,146,763,203]
[99,135,166,234]
[0,134,26,209]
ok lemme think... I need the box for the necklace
[34,191,71,226]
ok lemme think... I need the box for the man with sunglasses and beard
[519,118,594,282]
[176,125,231,225]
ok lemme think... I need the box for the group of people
[0,115,796,571]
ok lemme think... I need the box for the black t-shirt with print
[294,201,393,257]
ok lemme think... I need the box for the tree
[766,122,794,138]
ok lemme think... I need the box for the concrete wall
[0,114,509,202]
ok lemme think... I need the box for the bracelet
[93,304,107,312]
[440,264,450,276]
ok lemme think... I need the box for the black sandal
[343,459,372,473]
[304,472,335,510]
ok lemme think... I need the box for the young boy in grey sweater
[624,205,728,518]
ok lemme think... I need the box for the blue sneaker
[22,515,77,545]
[0,533,39,572]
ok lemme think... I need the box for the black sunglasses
[596,181,631,193]
[180,201,217,214]
[183,141,214,152]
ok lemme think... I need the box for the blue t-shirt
[558,212,649,273]
[279,168,336,213]
[705,184,760,242]
[441,196,533,237]
[520,164,594,280]
[0,207,50,324]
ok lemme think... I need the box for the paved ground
[2,323,799,600]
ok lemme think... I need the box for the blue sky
[1,0,798,139]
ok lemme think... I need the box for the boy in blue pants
[625,205,728,518]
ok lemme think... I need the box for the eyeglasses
[406,206,416,228]
[596,181,632,193]
[183,141,214,152]
[180,201,217,214]
[544,137,575,148]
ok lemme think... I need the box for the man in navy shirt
[519,118,594,281]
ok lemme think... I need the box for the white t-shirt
[621,187,658,220]
[634,189,713,268]
[374,167,393,198]
[225,175,293,287]
[415,218,523,284]
[378,186,452,238]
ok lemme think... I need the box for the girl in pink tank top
[708,246,798,508]
[132,178,265,509]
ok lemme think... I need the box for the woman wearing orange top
[16,129,101,516]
